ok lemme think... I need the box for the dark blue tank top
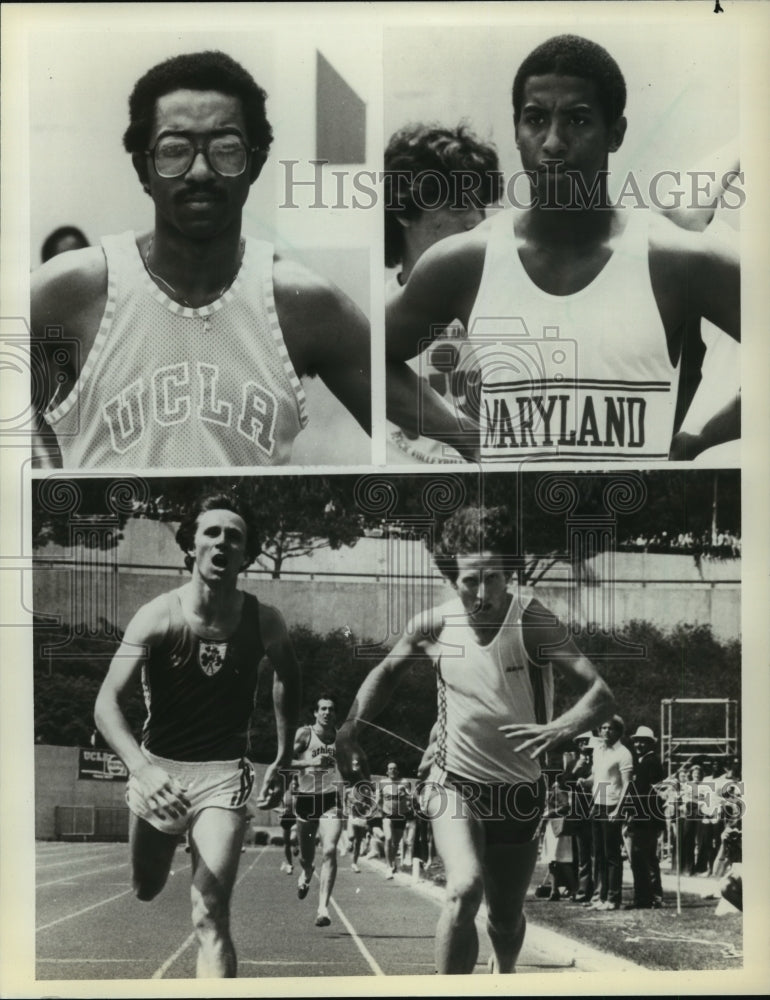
[141,590,263,761]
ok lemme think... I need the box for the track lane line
[37,861,130,888]
[329,898,385,976]
[36,888,135,931]
[37,851,122,871]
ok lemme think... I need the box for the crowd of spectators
[619,528,741,559]
[535,721,743,913]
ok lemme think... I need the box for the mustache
[177,185,227,202]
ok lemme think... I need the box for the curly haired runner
[384,123,501,465]
[95,492,300,978]
[337,505,615,974]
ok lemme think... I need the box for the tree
[32,475,366,579]
[32,471,739,581]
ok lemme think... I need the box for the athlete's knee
[191,886,231,938]
[444,871,484,919]
[488,908,525,942]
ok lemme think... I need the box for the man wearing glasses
[31,50,372,468]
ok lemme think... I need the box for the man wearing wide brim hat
[626,725,665,909]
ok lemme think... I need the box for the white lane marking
[36,888,134,931]
[329,898,385,976]
[37,852,120,871]
[240,960,349,967]
[37,862,130,888]
[37,958,149,964]
[151,931,197,980]
[37,859,192,934]
[151,843,269,979]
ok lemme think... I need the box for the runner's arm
[255,606,302,807]
[94,601,191,818]
[273,260,371,434]
[386,235,479,361]
[337,619,435,779]
[499,599,615,759]
[30,248,107,468]
[261,607,301,768]
[669,391,740,460]
[386,360,480,463]
[651,222,740,343]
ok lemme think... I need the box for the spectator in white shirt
[587,716,633,911]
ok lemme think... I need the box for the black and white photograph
[1,2,768,998]
[27,24,376,469]
[383,21,742,465]
[29,469,742,981]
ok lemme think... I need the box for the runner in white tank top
[291,696,344,928]
[385,37,740,463]
[31,51,374,469]
[337,505,616,975]
[44,231,307,467]
[466,209,678,461]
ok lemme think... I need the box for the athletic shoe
[315,912,331,927]
[351,863,360,873]
[385,870,394,880]
[297,868,314,900]
[280,861,293,874]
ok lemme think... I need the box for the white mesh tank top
[44,231,308,467]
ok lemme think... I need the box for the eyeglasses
[146,133,255,178]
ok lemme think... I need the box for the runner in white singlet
[385,35,740,462]
[338,505,617,974]
[31,50,373,469]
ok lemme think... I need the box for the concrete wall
[32,567,740,644]
[35,745,131,840]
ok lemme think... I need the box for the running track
[36,841,591,980]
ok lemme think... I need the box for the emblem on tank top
[199,641,228,676]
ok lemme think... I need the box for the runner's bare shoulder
[31,246,108,336]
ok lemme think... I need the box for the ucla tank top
[44,232,308,467]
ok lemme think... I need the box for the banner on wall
[77,748,128,782]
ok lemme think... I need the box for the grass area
[422,859,742,972]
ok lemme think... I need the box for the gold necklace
[142,237,244,332]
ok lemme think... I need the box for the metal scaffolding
[660,697,739,775]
